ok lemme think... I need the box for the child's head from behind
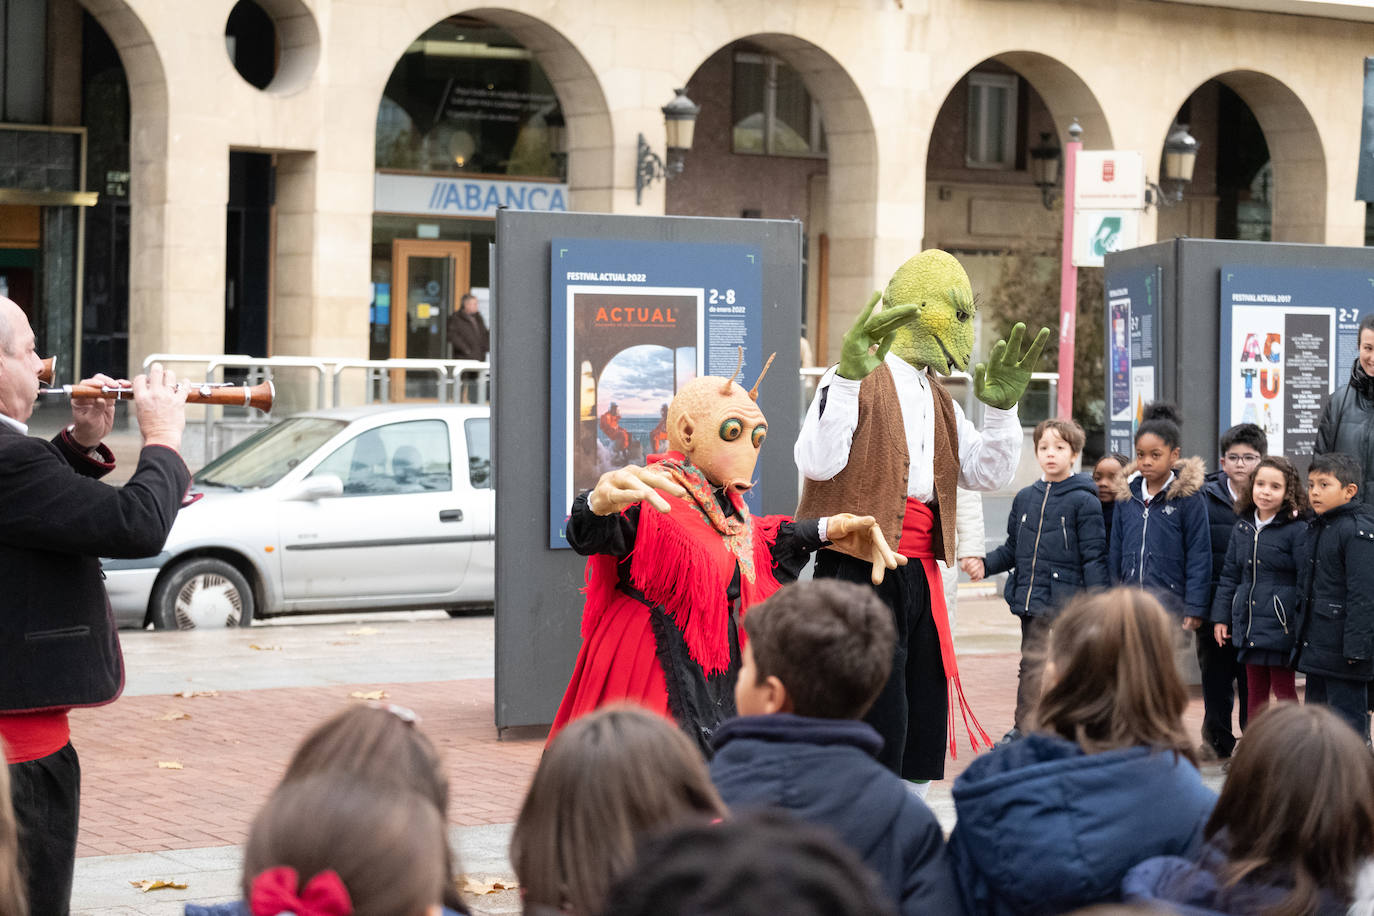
[738,579,894,719]
[1206,703,1374,914]
[1308,452,1360,515]
[511,705,726,916]
[1034,588,1192,761]
[1134,402,1183,489]
[599,809,898,916]
[243,776,447,916]
[1236,456,1307,521]
[1033,419,1085,483]
[1093,453,1129,504]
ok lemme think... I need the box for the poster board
[1218,266,1374,470]
[1106,264,1161,457]
[547,239,764,548]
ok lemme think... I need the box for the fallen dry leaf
[349,690,388,701]
[345,627,380,636]
[460,877,516,896]
[129,879,188,893]
[156,761,183,770]
[248,644,282,651]
[327,640,358,646]
[171,689,218,699]
[156,711,191,722]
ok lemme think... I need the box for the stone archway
[1165,71,1326,243]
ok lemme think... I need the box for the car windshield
[194,417,347,489]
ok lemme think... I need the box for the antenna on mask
[720,347,745,395]
[748,352,777,402]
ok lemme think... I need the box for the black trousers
[1015,614,1054,732]
[9,742,80,916]
[1306,674,1372,743]
[1196,631,1247,756]
[815,551,948,780]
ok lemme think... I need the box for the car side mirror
[289,475,343,501]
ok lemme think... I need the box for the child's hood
[1114,456,1207,503]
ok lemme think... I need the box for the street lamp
[1146,122,1199,207]
[1029,131,1063,209]
[636,87,701,204]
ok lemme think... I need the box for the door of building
[390,239,471,399]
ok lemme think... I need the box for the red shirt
[0,711,71,763]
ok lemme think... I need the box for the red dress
[549,456,820,751]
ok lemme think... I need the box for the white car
[103,404,494,629]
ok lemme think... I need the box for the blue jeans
[1305,673,1372,743]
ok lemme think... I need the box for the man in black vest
[0,296,189,915]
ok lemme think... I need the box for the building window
[966,72,1018,170]
[732,51,826,158]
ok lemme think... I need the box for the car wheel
[150,558,255,630]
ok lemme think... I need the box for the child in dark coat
[1109,403,1212,621]
[975,418,1108,740]
[1294,452,1374,742]
[1209,456,1307,719]
[710,579,963,916]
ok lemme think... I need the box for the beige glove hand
[827,513,907,585]
[588,464,688,516]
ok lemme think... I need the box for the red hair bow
[250,866,353,916]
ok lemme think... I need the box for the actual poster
[548,238,764,548]
[1104,264,1160,457]
[1219,266,1374,468]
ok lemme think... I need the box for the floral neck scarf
[650,452,757,582]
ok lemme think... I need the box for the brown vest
[796,363,960,565]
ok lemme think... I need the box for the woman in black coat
[1315,314,1374,505]
[1209,457,1308,720]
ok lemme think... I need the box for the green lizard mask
[838,249,1049,411]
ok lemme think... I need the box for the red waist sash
[898,498,991,758]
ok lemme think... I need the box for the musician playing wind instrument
[0,295,190,916]
[549,352,905,755]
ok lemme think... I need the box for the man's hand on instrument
[826,513,906,585]
[132,362,189,451]
[588,465,688,516]
[69,373,122,448]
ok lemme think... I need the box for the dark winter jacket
[1209,510,1306,662]
[1315,364,1374,507]
[446,309,489,361]
[1109,458,1213,617]
[710,714,964,916]
[1123,841,1367,916]
[947,733,1215,916]
[983,473,1109,618]
[1294,500,1374,681]
[1202,471,1242,597]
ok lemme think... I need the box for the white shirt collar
[885,353,930,381]
[1141,470,1176,503]
[0,413,27,435]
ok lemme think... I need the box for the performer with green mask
[796,249,1049,790]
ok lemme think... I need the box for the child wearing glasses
[1195,423,1267,763]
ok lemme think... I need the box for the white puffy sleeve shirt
[793,353,1022,502]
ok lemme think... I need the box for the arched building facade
[2,0,1370,384]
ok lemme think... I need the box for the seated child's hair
[1204,703,1374,916]
[0,740,24,916]
[598,809,898,916]
[742,579,894,719]
[510,704,727,916]
[1219,422,1268,457]
[1033,588,1193,762]
[1309,452,1362,489]
[280,703,466,913]
[1033,418,1086,453]
[242,775,447,916]
[1235,456,1308,519]
[1136,402,1183,448]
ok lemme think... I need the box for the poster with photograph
[549,238,764,548]
[1104,264,1160,457]
[1220,266,1374,470]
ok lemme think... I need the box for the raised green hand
[838,292,894,381]
[974,322,1050,410]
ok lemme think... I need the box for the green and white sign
[1073,209,1139,268]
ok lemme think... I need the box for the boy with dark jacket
[710,579,964,916]
[1295,452,1374,741]
[1196,423,1265,760]
[974,418,1108,739]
